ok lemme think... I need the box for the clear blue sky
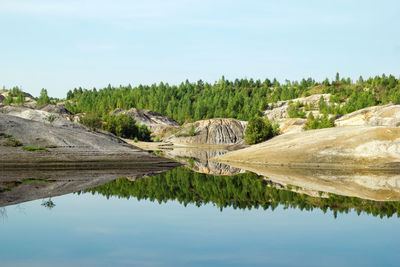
[1,0,399,98]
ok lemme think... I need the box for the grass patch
[0,133,23,147]
[0,181,21,193]
[0,133,12,138]
[22,146,48,151]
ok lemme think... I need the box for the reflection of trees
[41,198,55,209]
[81,167,400,219]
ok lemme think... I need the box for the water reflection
[82,166,400,219]
[156,147,245,175]
[2,160,400,220]
[0,164,177,208]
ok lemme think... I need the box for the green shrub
[0,133,12,139]
[137,124,152,142]
[102,114,152,141]
[1,133,23,147]
[79,114,102,130]
[45,114,56,123]
[189,125,196,136]
[303,113,335,130]
[15,93,25,105]
[102,114,138,139]
[36,88,51,106]
[244,116,279,145]
[3,94,13,105]
[287,102,306,118]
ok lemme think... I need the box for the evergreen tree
[36,88,51,106]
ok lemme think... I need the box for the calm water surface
[1,166,400,267]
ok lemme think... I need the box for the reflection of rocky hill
[0,165,176,208]
[211,162,400,202]
[162,147,245,175]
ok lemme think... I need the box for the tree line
[65,74,400,124]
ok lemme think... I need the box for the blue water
[1,191,399,267]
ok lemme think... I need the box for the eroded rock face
[112,108,180,127]
[37,103,72,116]
[166,118,248,145]
[335,104,400,127]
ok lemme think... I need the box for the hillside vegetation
[64,74,400,124]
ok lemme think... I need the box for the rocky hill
[0,89,37,107]
[335,103,400,127]
[263,94,332,134]
[0,105,76,127]
[0,113,180,170]
[215,125,400,168]
[165,118,247,145]
[264,93,331,121]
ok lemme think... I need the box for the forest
[80,166,400,219]
[65,74,400,124]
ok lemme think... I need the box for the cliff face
[165,118,248,145]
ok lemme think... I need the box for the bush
[3,94,13,105]
[303,113,335,130]
[189,125,196,136]
[36,88,51,106]
[79,114,102,130]
[102,114,152,141]
[102,114,138,139]
[244,116,279,145]
[287,102,306,118]
[1,133,22,147]
[137,124,152,142]
[45,114,56,123]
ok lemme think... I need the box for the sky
[0,0,399,98]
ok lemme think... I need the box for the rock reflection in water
[0,163,178,208]
[214,162,400,202]
[159,147,245,175]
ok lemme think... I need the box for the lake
[1,164,400,267]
